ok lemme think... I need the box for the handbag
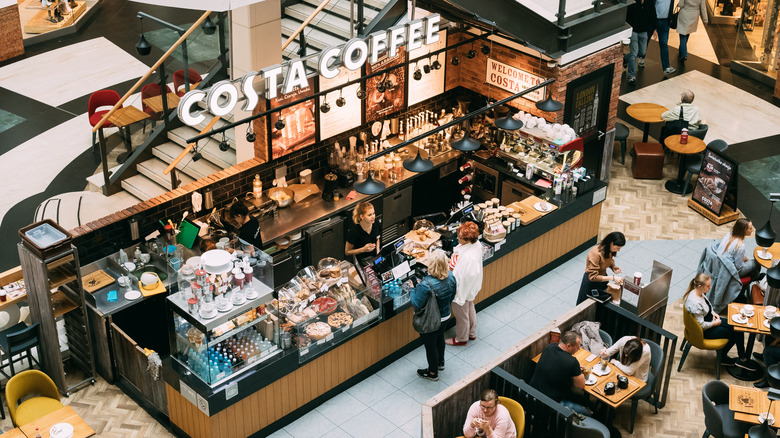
[752,282,766,306]
[412,280,441,334]
[669,6,680,29]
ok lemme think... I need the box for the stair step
[168,126,237,169]
[120,175,169,201]
[301,0,379,22]
[282,18,345,51]
[286,3,353,37]
[85,164,122,190]
[153,142,222,181]
[137,158,196,190]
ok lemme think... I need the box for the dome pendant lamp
[403,150,434,173]
[756,198,777,259]
[450,135,481,152]
[534,52,563,112]
[354,172,386,195]
[748,389,780,438]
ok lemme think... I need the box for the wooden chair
[498,396,525,437]
[678,308,729,379]
[173,68,202,96]
[5,369,64,427]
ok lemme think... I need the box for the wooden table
[727,303,774,380]
[142,92,180,114]
[663,134,706,195]
[626,103,668,142]
[19,406,95,438]
[755,242,780,269]
[730,384,780,425]
[532,348,646,408]
[1,428,26,438]
[106,106,150,164]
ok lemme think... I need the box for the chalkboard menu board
[692,147,738,216]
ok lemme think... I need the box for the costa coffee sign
[485,58,545,102]
[178,14,441,127]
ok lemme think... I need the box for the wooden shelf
[46,253,74,270]
[51,289,78,318]
[48,266,77,289]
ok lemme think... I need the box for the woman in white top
[684,272,753,369]
[446,222,483,346]
[717,218,760,280]
[600,336,651,381]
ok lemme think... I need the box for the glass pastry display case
[167,279,279,387]
[269,260,382,363]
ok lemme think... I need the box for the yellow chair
[5,370,64,427]
[677,308,729,379]
[498,396,525,438]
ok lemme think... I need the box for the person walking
[625,0,657,85]
[446,222,483,347]
[410,249,457,381]
[655,0,676,75]
[676,0,708,63]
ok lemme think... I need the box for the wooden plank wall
[166,204,601,438]
[110,322,168,413]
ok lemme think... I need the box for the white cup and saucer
[765,305,778,319]
[741,304,755,318]
[759,412,775,426]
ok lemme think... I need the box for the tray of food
[520,196,558,216]
[404,228,441,247]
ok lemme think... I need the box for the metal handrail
[281,0,333,51]
[91,10,213,132]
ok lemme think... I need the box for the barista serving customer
[227,202,263,256]
[345,201,380,264]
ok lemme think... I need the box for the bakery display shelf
[207,314,268,348]
[46,253,74,270]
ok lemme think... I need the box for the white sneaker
[638,58,645,67]
[664,66,676,75]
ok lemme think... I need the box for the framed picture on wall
[269,77,316,160]
[365,46,406,122]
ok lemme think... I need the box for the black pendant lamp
[403,150,434,172]
[536,92,563,112]
[202,15,217,35]
[354,172,385,195]
[768,260,780,290]
[136,17,151,56]
[495,111,523,131]
[748,388,780,438]
[756,200,777,259]
[450,135,481,152]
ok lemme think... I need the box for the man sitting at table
[530,330,590,416]
[661,90,702,128]
[462,389,517,438]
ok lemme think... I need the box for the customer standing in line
[576,231,626,305]
[654,0,676,75]
[684,272,755,370]
[410,249,457,381]
[676,0,708,63]
[625,0,657,85]
[446,222,483,347]
[717,218,761,281]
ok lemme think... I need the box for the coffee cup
[744,304,755,316]
[767,306,777,317]
[0,291,7,302]
[583,367,592,380]
[140,253,151,264]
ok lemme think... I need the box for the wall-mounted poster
[408,29,447,106]
[319,67,362,141]
[269,77,316,160]
[485,57,545,102]
[365,46,406,122]
[692,147,738,216]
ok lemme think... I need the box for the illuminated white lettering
[240,72,259,112]
[342,38,368,71]
[318,47,341,79]
[368,31,388,64]
[423,14,441,45]
[262,65,283,100]
[178,90,208,126]
[405,21,424,52]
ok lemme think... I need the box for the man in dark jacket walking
[625,0,657,85]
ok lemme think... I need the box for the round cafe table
[754,242,780,269]
[663,134,706,195]
[626,103,667,142]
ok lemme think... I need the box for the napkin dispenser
[617,375,629,389]
[604,382,616,395]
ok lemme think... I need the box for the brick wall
[445,32,623,130]
[0,5,24,62]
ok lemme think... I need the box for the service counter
[161,166,607,438]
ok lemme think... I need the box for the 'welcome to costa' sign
[485,58,545,102]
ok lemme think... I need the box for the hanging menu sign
[319,67,362,140]
[365,46,406,122]
[270,77,316,160]
[485,58,545,102]
[407,29,447,106]
[692,147,738,216]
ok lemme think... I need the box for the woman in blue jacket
[411,249,457,381]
